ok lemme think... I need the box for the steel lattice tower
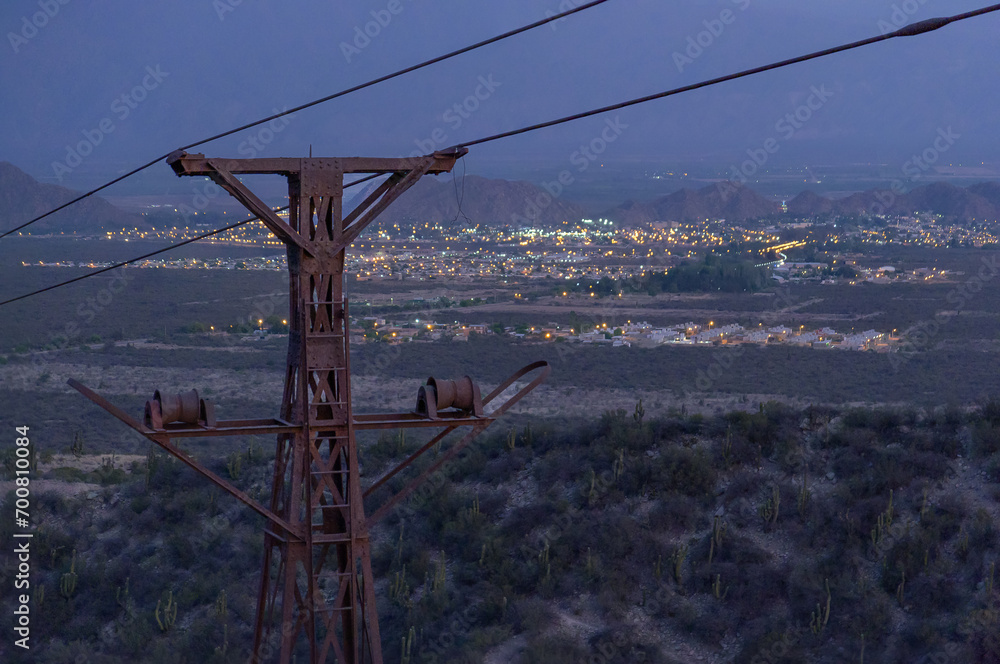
[70,149,549,663]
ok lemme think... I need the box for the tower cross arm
[166,149,467,177]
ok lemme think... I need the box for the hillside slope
[0,161,143,234]
[2,403,999,663]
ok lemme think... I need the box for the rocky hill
[0,161,142,234]
[606,180,1000,226]
[377,174,586,228]
[606,182,782,225]
[4,157,999,237]
[787,181,1000,221]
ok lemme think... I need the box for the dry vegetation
[3,402,1000,663]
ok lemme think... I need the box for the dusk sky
[2,0,999,192]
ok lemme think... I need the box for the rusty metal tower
[69,149,548,663]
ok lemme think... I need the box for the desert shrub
[830,447,867,482]
[735,620,809,664]
[912,429,962,457]
[907,573,964,618]
[46,466,90,482]
[681,603,731,645]
[596,568,635,615]
[652,447,717,499]
[971,421,1000,458]
[36,490,70,514]
[724,402,797,458]
[920,499,965,545]
[709,532,770,567]
[966,508,997,554]
[962,604,1000,662]
[987,453,1000,483]
[821,425,875,451]
[842,593,894,644]
[835,445,939,498]
[925,403,965,430]
[880,526,946,598]
[648,494,702,533]
[976,398,1000,427]
[841,407,881,430]
[740,564,789,611]
[512,597,553,637]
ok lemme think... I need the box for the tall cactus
[670,543,688,586]
[810,578,831,634]
[144,448,157,491]
[759,486,780,526]
[215,589,227,620]
[226,451,242,480]
[633,398,645,424]
[116,577,132,613]
[708,516,727,564]
[797,471,810,517]
[395,521,405,569]
[214,623,229,657]
[896,568,906,607]
[155,590,178,632]
[390,566,411,608]
[432,553,446,595]
[400,625,415,664]
[60,549,77,599]
[721,426,733,468]
[612,448,625,483]
[712,573,728,600]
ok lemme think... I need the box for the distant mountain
[375,174,586,228]
[4,160,998,237]
[604,182,781,225]
[607,180,1000,227]
[0,161,142,234]
[787,181,1000,221]
[786,190,833,216]
[966,181,1000,209]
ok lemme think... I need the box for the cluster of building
[570,321,888,351]
[772,261,948,285]
[349,317,890,352]
[21,256,287,271]
[850,216,999,248]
